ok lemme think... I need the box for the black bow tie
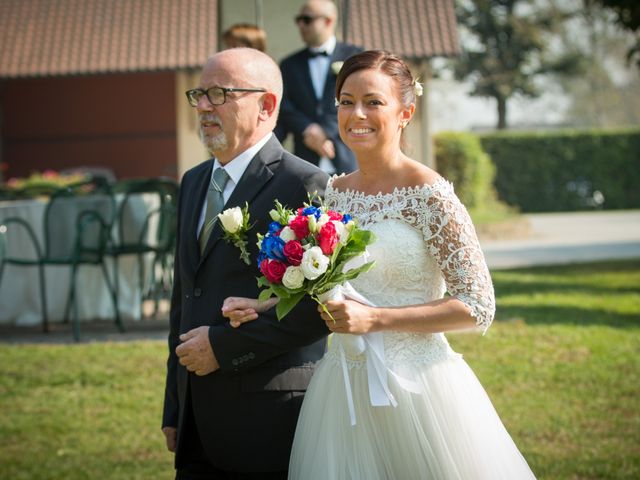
[308,50,329,58]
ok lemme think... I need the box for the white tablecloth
[0,195,159,326]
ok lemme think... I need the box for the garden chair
[0,178,120,341]
[109,177,178,318]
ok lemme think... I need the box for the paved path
[481,210,640,269]
[2,210,639,343]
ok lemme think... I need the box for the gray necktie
[199,167,230,254]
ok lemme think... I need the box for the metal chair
[0,179,120,341]
[109,178,178,318]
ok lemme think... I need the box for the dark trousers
[175,385,287,480]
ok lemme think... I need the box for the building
[0,0,459,182]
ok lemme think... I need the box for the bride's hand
[222,297,279,328]
[318,300,379,334]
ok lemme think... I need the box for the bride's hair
[335,50,417,108]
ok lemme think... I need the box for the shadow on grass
[492,259,640,329]
[495,304,639,328]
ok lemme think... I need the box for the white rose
[282,266,305,289]
[332,220,349,245]
[316,213,330,230]
[331,61,344,75]
[279,226,297,242]
[218,207,243,234]
[300,246,329,280]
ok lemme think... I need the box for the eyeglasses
[185,86,267,107]
[295,14,325,25]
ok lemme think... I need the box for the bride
[223,50,536,479]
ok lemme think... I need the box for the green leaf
[275,291,306,320]
[258,288,274,302]
[270,283,293,299]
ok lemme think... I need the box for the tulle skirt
[289,351,536,480]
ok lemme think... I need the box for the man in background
[276,0,361,175]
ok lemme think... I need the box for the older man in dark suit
[277,0,362,175]
[162,48,329,480]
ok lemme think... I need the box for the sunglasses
[295,14,325,25]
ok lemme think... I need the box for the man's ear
[258,93,278,121]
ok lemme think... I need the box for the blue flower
[302,206,321,219]
[341,214,352,223]
[268,221,283,234]
[261,235,286,261]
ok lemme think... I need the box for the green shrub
[480,128,640,212]
[435,132,500,212]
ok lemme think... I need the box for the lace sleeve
[418,182,495,332]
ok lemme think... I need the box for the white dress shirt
[308,36,337,175]
[308,36,336,100]
[197,132,272,238]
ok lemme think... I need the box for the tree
[588,0,640,68]
[559,1,640,127]
[454,0,583,129]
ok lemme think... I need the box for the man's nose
[196,95,214,113]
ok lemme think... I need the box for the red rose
[318,221,339,255]
[259,259,270,276]
[289,215,310,239]
[326,210,343,221]
[264,259,287,284]
[283,240,304,266]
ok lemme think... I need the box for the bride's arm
[320,184,495,335]
[222,297,279,328]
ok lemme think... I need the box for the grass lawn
[1,260,638,479]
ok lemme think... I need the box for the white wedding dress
[288,177,536,479]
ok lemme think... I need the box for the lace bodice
[324,176,495,367]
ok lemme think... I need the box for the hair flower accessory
[331,61,344,76]
[218,202,252,265]
[412,79,424,97]
[334,98,340,108]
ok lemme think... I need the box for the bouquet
[256,198,376,320]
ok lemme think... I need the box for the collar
[212,132,273,185]
[309,36,337,56]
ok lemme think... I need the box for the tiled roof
[341,0,460,60]
[0,0,218,78]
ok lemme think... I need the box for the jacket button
[193,288,202,297]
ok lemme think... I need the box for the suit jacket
[162,135,330,472]
[276,42,362,174]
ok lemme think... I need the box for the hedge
[434,132,498,212]
[479,129,640,212]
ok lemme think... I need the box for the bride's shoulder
[403,162,446,191]
[327,173,357,192]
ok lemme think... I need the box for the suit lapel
[322,42,345,101]
[197,137,280,267]
[299,50,319,102]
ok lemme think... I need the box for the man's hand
[162,426,177,452]
[303,123,335,158]
[176,326,219,375]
